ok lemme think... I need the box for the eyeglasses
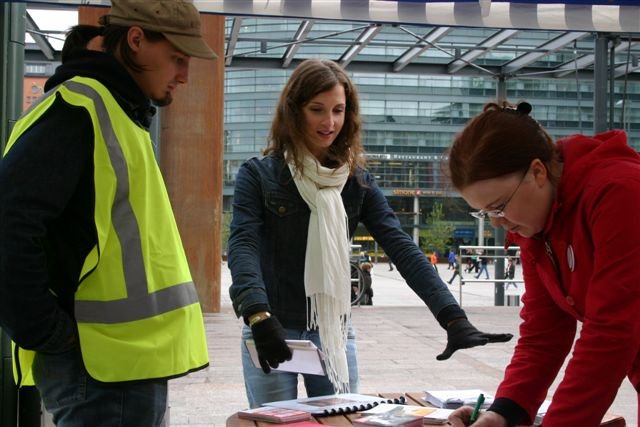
[470,171,527,219]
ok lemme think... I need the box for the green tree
[221,211,232,259]
[419,202,454,256]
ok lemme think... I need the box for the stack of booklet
[238,406,312,423]
[424,389,494,410]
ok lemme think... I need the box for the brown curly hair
[264,59,365,175]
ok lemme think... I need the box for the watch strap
[248,311,271,326]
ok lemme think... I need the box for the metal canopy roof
[22,1,640,82]
[221,19,640,82]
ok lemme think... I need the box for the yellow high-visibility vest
[6,76,209,385]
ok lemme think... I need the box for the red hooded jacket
[497,130,640,426]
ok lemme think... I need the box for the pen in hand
[469,393,485,425]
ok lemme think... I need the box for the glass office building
[222,17,640,249]
[21,11,640,250]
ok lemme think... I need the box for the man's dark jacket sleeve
[0,95,95,353]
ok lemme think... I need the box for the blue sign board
[454,228,475,239]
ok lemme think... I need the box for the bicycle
[350,262,372,306]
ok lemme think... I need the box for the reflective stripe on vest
[8,76,208,385]
[63,80,200,324]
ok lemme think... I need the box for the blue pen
[469,393,485,424]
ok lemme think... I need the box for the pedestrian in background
[504,257,517,290]
[447,255,462,285]
[447,101,640,426]
[359,262,374,305]
[0,1,215,425]
[465,252,479,274]
[228,58,513,408]
[475,254,490,279]
[430,252,439,272]
[448,249,456,270]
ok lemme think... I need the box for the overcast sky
[27,8,78,50]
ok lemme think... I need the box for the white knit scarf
[288,153,351,393]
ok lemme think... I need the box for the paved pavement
[168,263,637,426]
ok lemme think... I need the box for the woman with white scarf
[228,59,513,408]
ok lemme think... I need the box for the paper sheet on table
[361,403,454,425]
[245,339,327,376]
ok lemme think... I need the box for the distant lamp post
[413,191,421,246]
[615,98,631,134]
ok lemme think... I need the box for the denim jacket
[228,154,461,329]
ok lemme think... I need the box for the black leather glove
[436,318,513,361]
[250,316,293,373]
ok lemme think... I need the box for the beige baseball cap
[99,0,217,59]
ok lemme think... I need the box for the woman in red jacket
[447,101,640,427]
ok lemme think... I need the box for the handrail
[456,245,522,306]
[459,245,520,251]
[457,278,524,306]
[459,254,518,260]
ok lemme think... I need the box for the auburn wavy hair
[264,59,365,175]
[448,101,560,190]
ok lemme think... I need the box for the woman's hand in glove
[437,318,513,361]
[250,315,293,373]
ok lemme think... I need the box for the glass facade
[223,18,640,248]
[17,7,640,251]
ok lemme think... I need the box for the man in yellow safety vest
[0,0,215,425]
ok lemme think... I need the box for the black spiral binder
[319,395,407,416]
